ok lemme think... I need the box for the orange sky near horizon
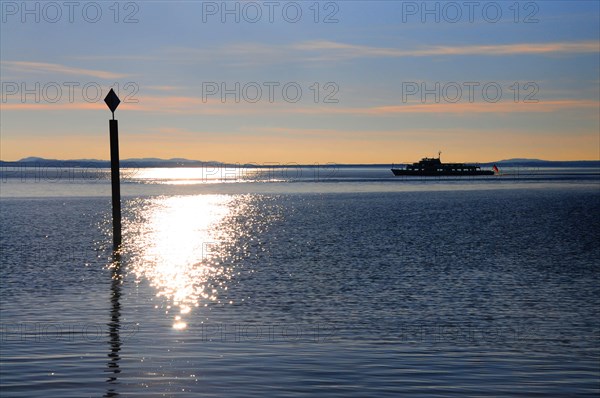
[2,128,598,164]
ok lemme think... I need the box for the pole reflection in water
[124,195,235,329]
[105,251,122,397]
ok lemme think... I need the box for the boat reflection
[124,195,234,329]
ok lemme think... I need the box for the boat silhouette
[391,152,494,176]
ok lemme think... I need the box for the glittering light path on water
[123,195,234,329]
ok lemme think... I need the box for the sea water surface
[1,166,599,397]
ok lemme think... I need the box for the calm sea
[1,166,599,397]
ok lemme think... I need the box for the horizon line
[1,157,599,165]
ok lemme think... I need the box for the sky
[1,0,599,163]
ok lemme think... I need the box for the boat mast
[438,150,442,160]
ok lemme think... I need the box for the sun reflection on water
[133,167,282,184]
[124,195,234,329]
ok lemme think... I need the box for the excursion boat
[391,153,495,176]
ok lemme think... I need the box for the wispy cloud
[68,54,155,62]
[292,40,600,59]
[3,96,596,116]
[147,85,185,92]
[0,95,225,114]
[352,99,600,115]
[0,102,104,111]
[164,40,600,67]
[0,61,127,79]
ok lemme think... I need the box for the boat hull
[391,169,494,176]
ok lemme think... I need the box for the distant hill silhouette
[1,157,223,168]
[0,157,598,168]
[480,159,599,167]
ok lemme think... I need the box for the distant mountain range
[0,157,598,168]
[481,158,599,167]
[1,157,225,168]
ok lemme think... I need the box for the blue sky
[1,1,599,162]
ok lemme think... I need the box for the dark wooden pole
[110,119,122,248]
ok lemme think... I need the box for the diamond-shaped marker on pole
[104,89,121,120]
